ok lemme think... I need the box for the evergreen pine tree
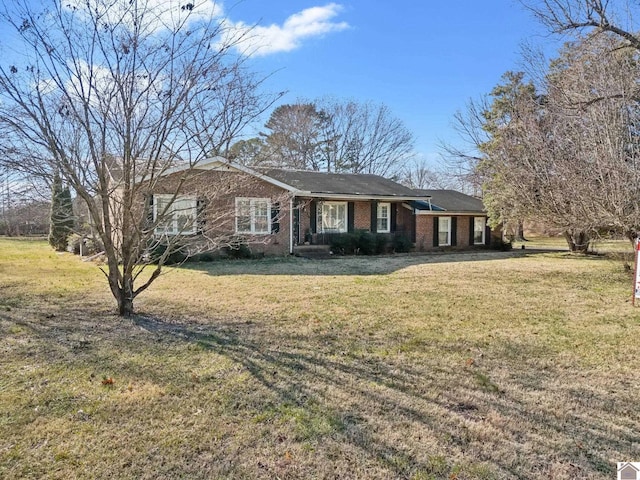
[48,172,74,251]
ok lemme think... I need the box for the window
[377,202,390,233]
[318,201,348,233]
[438,216,451,246]
[236,198,270,234]
[154,194,197,235]
[473,217,486,245]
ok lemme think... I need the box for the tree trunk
[563,231,590,253]
[118,294,134,317]
[515,221,527,242]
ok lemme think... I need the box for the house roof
[413,189,486,213]
[131,157,430,201]
[259,168,426,199]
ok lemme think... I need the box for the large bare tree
[476,34,640,251]
[255,98,415,176]
[0,0,278,315]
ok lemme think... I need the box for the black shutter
[310,201,317,233]
[370,201,378,233]
[196,197,207,234]
[271,202,280,234]
[390,203,397,232]
[485,224,491,246]
[146,194,154,226]
[451,217,457,246]
[469,217,475,245]
[347,202,355,232]
[433,217,439,247]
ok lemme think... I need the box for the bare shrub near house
[0,0,279,315]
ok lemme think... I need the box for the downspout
[289,196,294,254]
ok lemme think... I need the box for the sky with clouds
[2,0,559,168]
[218,0,558,166]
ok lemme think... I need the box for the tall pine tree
[48,172,74,251]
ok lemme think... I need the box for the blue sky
[1,0,558,167]
[223,0,556,166]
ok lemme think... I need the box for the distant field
[1,238,639,479]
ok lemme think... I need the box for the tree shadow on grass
[125,313,637,479]
[2,305,635,478]
[182,249,573,277]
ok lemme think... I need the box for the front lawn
[0,239,638,479]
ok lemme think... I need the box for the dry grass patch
[1,239,639,479]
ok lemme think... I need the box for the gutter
[289,197,294,255]
[300,193,431,202]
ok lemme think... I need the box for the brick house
[412,189,501,251]
[144,158,498,256]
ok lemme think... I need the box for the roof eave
[299,193,431,201]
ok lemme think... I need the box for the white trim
[235,197,271,235]
[416,210,486,216]
[318,201,348,233]
[306,193,429,202]
[473,217,486,245]
[438,216,452,246]
[289,197,294,254]
[376,202,391,233]
[153,194,198,236]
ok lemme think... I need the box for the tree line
[449,0,640,251]
[227,98,415,178]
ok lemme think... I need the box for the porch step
[293,244,332,259]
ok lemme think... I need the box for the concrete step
[293,245,332,259]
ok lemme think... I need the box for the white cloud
[223,3,349,57]
[63,0,224,34]
[61,1,348,56]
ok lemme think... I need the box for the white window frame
[235,197,271,234]
[318,201,348,233]
[473,217,486,245]
[377,202,391,233]
[153,194,198,236]
[438,216,451,246]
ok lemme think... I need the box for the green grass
[1,238,639,479]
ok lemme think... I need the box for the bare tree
[476,34,640,251]
[260,103,328,170]
[524,0,640,48]
[318,98,415,177]
[257,98,415,176]
[399,156,451,190]
[0,0,279,315]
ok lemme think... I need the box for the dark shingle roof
[261,168,427,198]
[414,189,485,213]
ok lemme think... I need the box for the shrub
[224,239,252,259]
[329,233,356,255]
[329,231,405,255]
[192,251,217,262]
[490,238,513,251]
[148,243,188,265]
[392,233,412,253]
[66,234,104,256]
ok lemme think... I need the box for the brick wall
[415,214,490,251]
[354,201,371,230]
[150,169,291,255]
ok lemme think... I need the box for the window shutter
[433,217,439,247]
[370,201,378,233]
[146,194,154,226]
[469,217,475,245]
[485,224,491,246]
[271,202,280,234]
[451,217,457,246]
[310,201,317,233]
[347,202,355,233]
[196,197,207,234]
[390,203,397,232]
